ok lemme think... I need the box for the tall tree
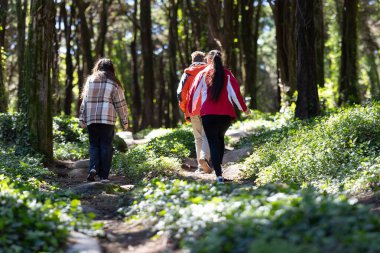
[295,0,320,119]
[16,0,27,111]
[95,0,113,58]
[240,0,263,109]
[77,0,94,76]
[24,0,56,160]
[207,0,235,67]
[269,0,297,98]
[130,0,142,132]
[168,0,180,126]
[314,0,324,87]
[140,0,154,128]
[0,0,8,112]
[359,1,380,99]
[338,0,360,105]
[61,1,74,115]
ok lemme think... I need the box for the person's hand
[244,108,251,116]
[80,121,86,128]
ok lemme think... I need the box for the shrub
[242,104,380,193]
[0,175,95,253]
[0,113,31,154]
[120,179,380,253]
[112,145,180,183]
[53,116,88,143]
[146,128,195,159]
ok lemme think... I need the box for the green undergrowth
[120,178,380,253]
[113,126,194,183]
[0,114,100,252]
[0,174,99,253]
[240,103,380,194]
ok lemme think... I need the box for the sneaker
[199,158,212,174]
[194,168,205,174]
[100,178,110,183]
[216,176,224,184]
[87,169,96,182]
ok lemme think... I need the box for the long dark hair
[208,50,225,101]
[82,58,122,98]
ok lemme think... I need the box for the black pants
[87,123,115,179]
[201,115,232,177]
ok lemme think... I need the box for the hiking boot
[199,158,212,174]
[87,169,96,182]
[216,176,224,184]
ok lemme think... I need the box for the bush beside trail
[241,104,380,194]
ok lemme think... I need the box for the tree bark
[77,0,94,75]
[270,0,297,98]
[0,0,8,112]
[16,0,27,111]
[295,0,320,119]
[338,0,360,105]
[140,0,155,129]
[359,2,380,99]
[240,0,262,109]
[207,0,234,68]
[95,0,113,58]
[25,0,55,160]
[130,0,142,133]
[62,1,74,115]
[168,0,180,126]
[314,0,324,87]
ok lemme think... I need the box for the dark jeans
[87,123,115,179]
[201,115,232,177]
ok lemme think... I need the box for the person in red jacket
[188,50,250,183]
[177,51,212,173]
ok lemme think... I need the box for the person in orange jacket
[177,51,212,173]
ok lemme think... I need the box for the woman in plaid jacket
[79,58,129,182]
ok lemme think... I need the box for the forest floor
[56,128,380,253]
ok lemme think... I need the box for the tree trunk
[95,0,112,58]
[77,0,94,75]
[338,0,360,105]
[16,0,27,111]
[270,0,297,98]
[130,0,142,133]
[140,0,154,129]
[240,0,262,109]
[168,0,180,126]
[359,2,380,99]
[25,0,55,160]
[314,0,324,87]
[295,0,320,119]
[0,0,8,112]
[62,1,74,115]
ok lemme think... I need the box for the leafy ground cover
[0,114,100,252]
[239,103,380,194]
[119,178,380,253]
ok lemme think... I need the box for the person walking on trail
[79,58,129,183]
[177,51,212,174]
[188,50,250,183]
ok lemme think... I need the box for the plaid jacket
[79,76,128,127]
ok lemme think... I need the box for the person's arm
[226,71,249,113]
[112,85,129,130]
[79,99,87,128]
[177,73,189,102]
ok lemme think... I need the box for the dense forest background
[0,0,379,158]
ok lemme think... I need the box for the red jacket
[177,62,207,119]
[188,66,248,119]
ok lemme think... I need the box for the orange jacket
[177,62,207,119]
